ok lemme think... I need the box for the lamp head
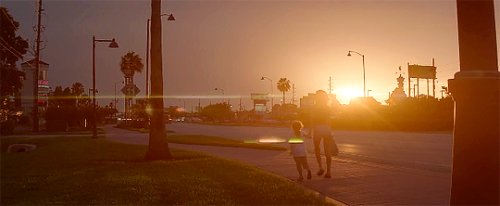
[260,77,265,81]
[167,14,175,21]
[347,52,351,57]
[215,88,217,90]
[109,38,119,48]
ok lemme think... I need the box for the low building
[20,59,50,124]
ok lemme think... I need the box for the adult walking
[308,90,335,178]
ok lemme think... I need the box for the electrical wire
[1,7,17,29]
[0,41,35,69]
[0,36,25,58]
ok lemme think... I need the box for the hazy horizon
[3,0,500,112]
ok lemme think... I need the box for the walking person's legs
[323,136,333,178]
[313,136,324,175]
[299,156,312,179]
[294,157,304,181]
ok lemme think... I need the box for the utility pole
[33,0,43,132]
[291,83,295,104]
[146,19,150,99]
[328,76,333,94]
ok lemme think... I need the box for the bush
[46,120,68,132]
[0,119,17,135]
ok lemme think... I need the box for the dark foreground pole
[448,0,500,205]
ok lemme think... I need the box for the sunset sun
[336,87,363,101]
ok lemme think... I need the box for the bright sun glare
[336,88,362,101]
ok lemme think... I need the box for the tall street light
[114,81,123,112]
[347,50,366,97]
[146,13,175,99]
[215,87,224,103]
[92,35,119,139]
[260,76,273,108]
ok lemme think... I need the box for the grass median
[8,127,106,136]
[167,134,287,151]
[116,126,175,134]
[1,136,331,205]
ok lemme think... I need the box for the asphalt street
[167,123,453,174]
[104,123,453,205]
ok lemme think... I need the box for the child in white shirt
[289,121,312,181]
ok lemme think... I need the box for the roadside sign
[121,83,140,97]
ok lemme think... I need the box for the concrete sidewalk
[105,126,451,205]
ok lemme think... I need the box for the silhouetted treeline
[331,96,454,132]
[44,83,117,131]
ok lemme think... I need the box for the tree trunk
[282,91,285,105]
[145,0,173,161]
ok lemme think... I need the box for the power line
[0,36,25,58]
[1,7,17,29]
[0,41,35,69]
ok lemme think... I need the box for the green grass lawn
[9,127,106,136]
[116,126,175,134]
[168,134,287,151]
[1,136,331,205]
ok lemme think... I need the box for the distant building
[347,96,382,118]
[251,93,269,115]
[386,74,407,105]
[20,59,50,122]
[299,93,340,109]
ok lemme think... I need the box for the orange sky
[4,0,500,111]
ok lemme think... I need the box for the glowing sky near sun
[4,0,500,110]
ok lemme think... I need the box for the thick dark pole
[33,0,42,132]
[92,35,97,139]
[448,0,500,205]
[146,19,150,99]
[145,0,172,161]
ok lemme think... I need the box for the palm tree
[145,0,173,161]
[71,82,85,96]
[119,51,144,82]
[277,78,291,105]
[71,82,85,105]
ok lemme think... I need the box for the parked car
[164,114,172,124]
[186,117,202,122]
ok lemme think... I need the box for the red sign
[38,80,49,85]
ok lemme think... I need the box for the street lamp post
[347,50,366,97]
[88,88,97,97]
[114,81,122,111]
[146,14,175,99]
[260,76,273,108]
[215,87,224,103]
[92,35,119,139]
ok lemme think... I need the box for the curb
[289,179,348,206]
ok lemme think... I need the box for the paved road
[167,123,453,174]
[104,123,452,205]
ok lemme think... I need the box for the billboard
[408,65,436,79]
[251,93,269,100]
[300,98,315,108]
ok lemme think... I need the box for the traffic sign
[121,83,140,97]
